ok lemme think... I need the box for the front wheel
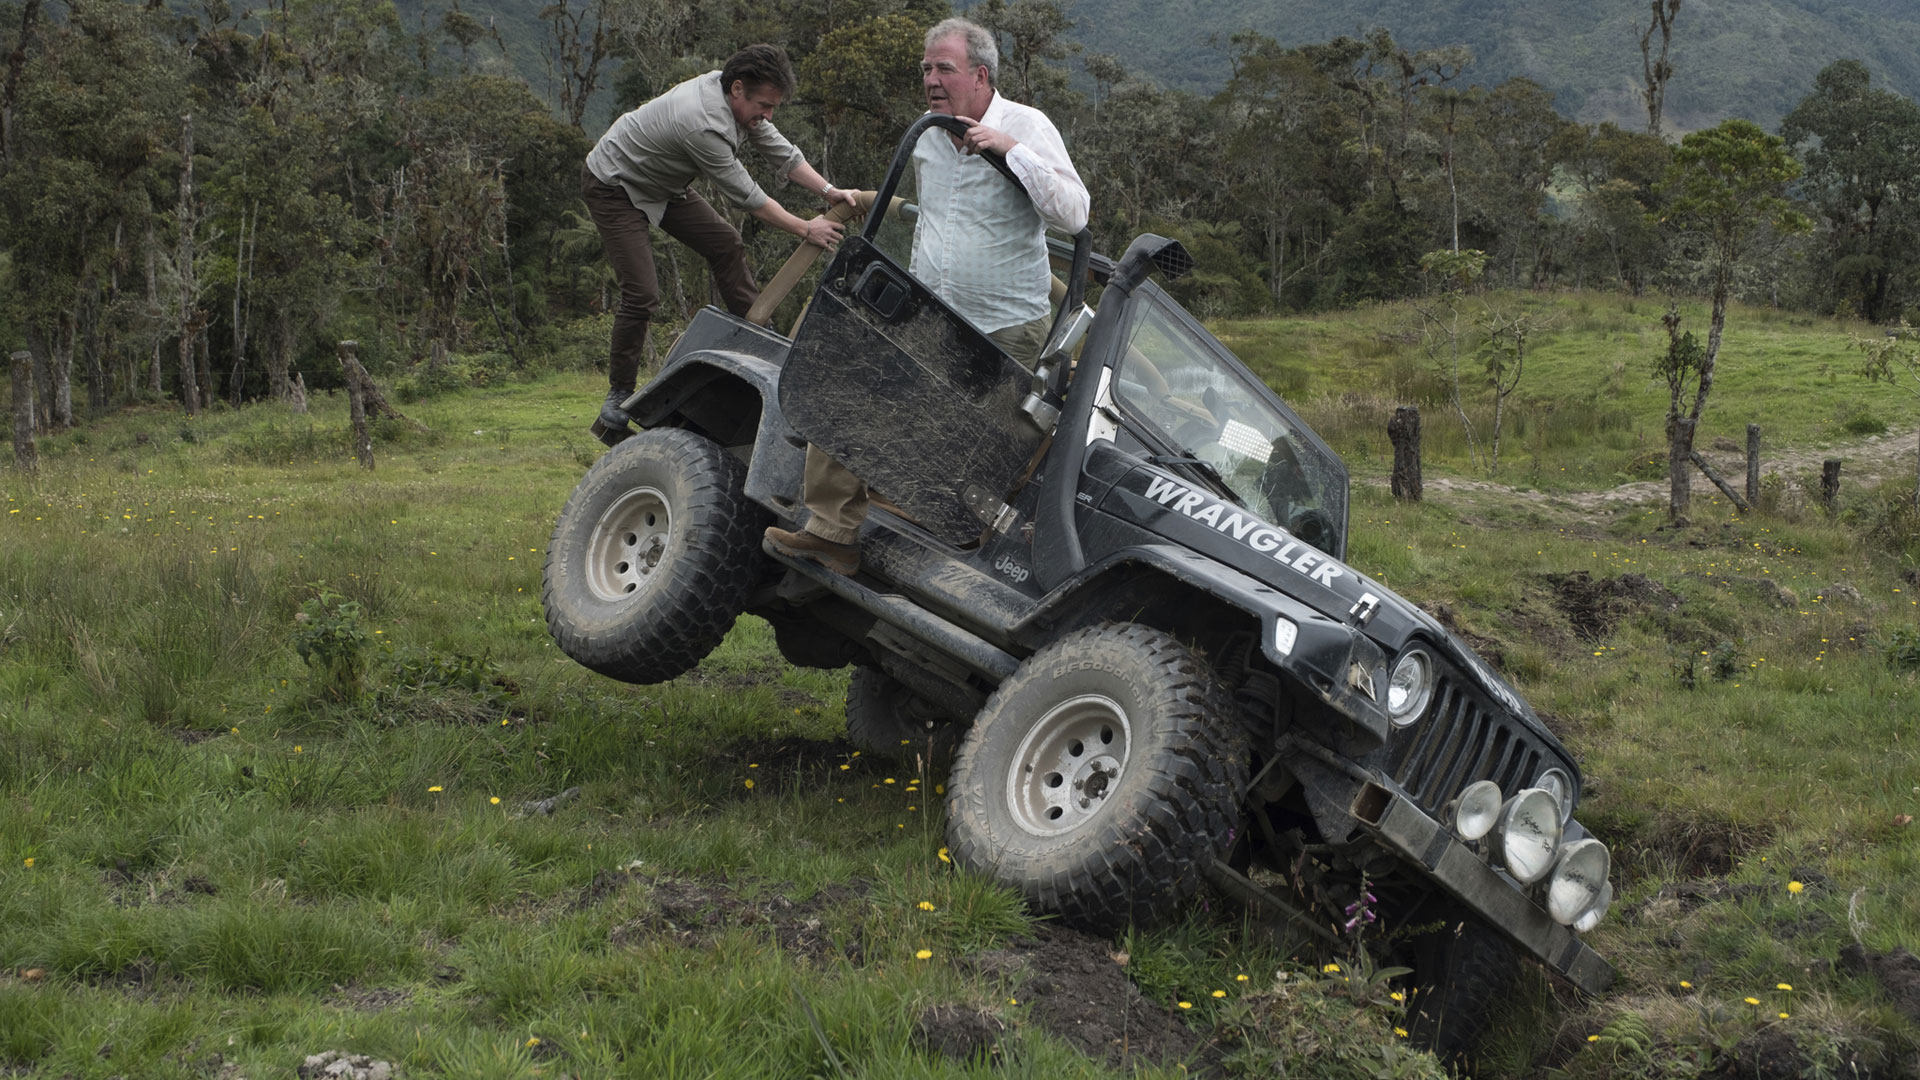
[944,623,1248,934]
[542,427,768,684]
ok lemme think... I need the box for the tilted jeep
[543,116,1614,1051]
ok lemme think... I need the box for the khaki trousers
[802,313,1052,544]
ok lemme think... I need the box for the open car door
[779,115,1086,548]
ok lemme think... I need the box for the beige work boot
[764,525,860,576]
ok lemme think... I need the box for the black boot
[590,388,634,444]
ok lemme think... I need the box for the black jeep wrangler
[544,116,1613,1048]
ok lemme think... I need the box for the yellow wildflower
[744,779,755,790]
[1587,1035,1599,1043]
[1776,983,1793,991]
[1211,990,1226,998]
[1236,974,1249,982]
[428,785,443,792]
[1787,880,1804,894]
[915,949,932,960]
[1395,1027,1409,1038]
[937,847,951,863]
[918,901,936,911]
[1745,997,1761,1006]
[490,797,501,805]
[1322,963,1341,974]
[1176,1001,1192,1009]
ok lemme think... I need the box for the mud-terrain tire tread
[543,427,767,684]
[845,666,963,766]
[944,623,1248,935]
[1404,913,1523,1066]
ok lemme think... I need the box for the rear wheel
[845,666,964,766]
[543,427,768,684]
[944,623,1247,934]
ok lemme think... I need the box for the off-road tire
[543,427,768,684]
[944,623,1248,934]
[1402,912,1523,1068]
[845,666,963,766]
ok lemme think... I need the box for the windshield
[1111,286,1348,556]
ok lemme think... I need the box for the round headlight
[1573,882,1614,933]
[1535,768,1575,824]
[1452,780,1503,842]
[1494,788,1563,884]
[1387,649,1434,724]
[1546,838,1611,925]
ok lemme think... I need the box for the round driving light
[1387,649,1434,724]
[1494,788,1563,884]
[1546,839,1611,925]
[1452,780,1503,842]
[1573,881,1615,933]
[1535,768,1575,824]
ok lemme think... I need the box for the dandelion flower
[1211,990,1226,998]
[918,901,936,911]
[428,785,443,793]
[1177,1001,1192,1009]
[1390,991,1405,1002]
[839,764,851,771]
[490,796,501,805]
[884,778,896,785]
[915,949,932,960]
[1322,963,1341,974]
[1395,1027,1409,1038]
[1236,974,1249,982]
[744,779,755,790]
[1680,980,1693,989]
[294,746,303,753]
[22,858,32,868]
[1745,997,1761,1006]
[526,1037,540,1048]
[1777,982,1793,991]
[1787,880,1804,894]
[937,847,951,863]
[1779,1012,1790,1020]
[1587,1035,1600,1043]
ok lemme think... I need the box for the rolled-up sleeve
[686,128,769,211]
[1003,118,1088,235]
[748,120,806,184]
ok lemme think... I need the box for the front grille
[1384,664,1548,817]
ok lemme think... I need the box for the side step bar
[761,539,1020,682]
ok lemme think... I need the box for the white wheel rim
[1004,694,1131,837]
[584,486,671,602]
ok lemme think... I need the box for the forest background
[7,0,1920,424]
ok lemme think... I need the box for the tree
[1651,119,1810,522]
[1637,0,1679,139]
[1780,60,1920,323]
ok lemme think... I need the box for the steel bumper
[1351,781,1615,995]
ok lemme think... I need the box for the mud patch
[605,873,868,964]
[1546,571,1682,642]
[913,1003,1009,1064]
[1705,1027,1880,1080]
[1839,945,1920,1026]
[719,735,877,795]
[1430,602,1507,671]
[962,922,1221,1074]
[1607,812,1772,883]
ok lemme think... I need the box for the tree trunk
[49,315,74,431]
[1389,405,1422,502]
[10,351,35,475]
[196,324,214,408]
[265,307,292,400]
[1746,424,1761,507]
[289,371,308,414]
[144,222,164,397]
[176,113,200,417]
[1667,413,1694,524]
[342,341,374,471]
[1821,459,1841,509]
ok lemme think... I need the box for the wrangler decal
[1136,473,1346,588]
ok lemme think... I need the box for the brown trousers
[802,314,1053,544]
[580,163,759,391]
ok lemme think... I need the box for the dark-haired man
[583,44,857,435]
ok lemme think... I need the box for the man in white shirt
[765,18,1089,575]
[584,44,857,436]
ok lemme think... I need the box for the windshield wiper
[1148,454,1242,505]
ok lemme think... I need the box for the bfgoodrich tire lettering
[944,623,1247,934]
[542,427,768,684]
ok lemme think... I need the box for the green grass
[2,295,1918,1077]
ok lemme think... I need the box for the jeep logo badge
[993,553,1031,583]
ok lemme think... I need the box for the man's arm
[954,109,1089,235]
[750,196,846,249]
[687,129,846,248]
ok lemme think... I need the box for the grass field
[2,290,1918,1078]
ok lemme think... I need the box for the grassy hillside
[2,291,1918,1077]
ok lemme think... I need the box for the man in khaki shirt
[583,44,856,434]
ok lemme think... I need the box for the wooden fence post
[339,340,373,470]
[1821,459,1842,509]
[1388,405,1422,502]
[11,350,37,475]
[1746,424,1760,507]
